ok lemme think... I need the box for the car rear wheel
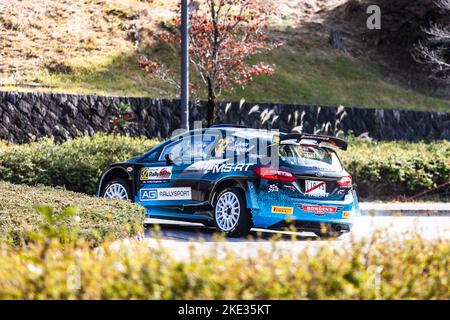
[213,187,251,237]
[102,178,131,201]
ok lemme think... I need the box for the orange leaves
[143,0,279,96]
[159,33,178,44]
[250,62,275,75]
[138,57,160,79]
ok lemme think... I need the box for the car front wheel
[213,187,251,237]
[102,178,131,201]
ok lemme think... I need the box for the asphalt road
[143,216,450,260]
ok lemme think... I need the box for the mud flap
[245,181,260,210]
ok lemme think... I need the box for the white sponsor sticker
[305,180,328,197]
[141,167,172,181]
[140,187,192,201]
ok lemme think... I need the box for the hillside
[0,0,449,112]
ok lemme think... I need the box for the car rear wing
[278,133,348,151]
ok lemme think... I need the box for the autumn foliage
[139,0,279,125]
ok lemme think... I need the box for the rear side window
[159,134,218,163]
[279,144,343,171]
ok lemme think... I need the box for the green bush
[0,134,448,200]
[340,139,450,200]
[0,231,447,299]
[0,134,158,194]
[0,181,145,246]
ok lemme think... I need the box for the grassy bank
[227,50,450,112]
[11,48,449,112]
[0,181,145,246]
[1,0,449,112]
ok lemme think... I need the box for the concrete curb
[359,202,450,216]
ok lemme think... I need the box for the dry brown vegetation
[0,0,448,110]
[0,0,340,85]
[0,0,177,85]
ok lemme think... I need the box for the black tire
[213,187,252,237]
[101,178,132,201]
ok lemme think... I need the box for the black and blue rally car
[97,125,359,237]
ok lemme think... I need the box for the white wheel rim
[215,192,240,231]
[103,183,129,200]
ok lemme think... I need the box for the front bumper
[246,182,359,230]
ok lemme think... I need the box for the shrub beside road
[0,134,448,200]
[0,181,145,246]
[0,134,158,194]
[341,138,450,200]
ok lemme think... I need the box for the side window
[213,136,254,162]
[159,134,217,163]
[140,150,159,163]
[197,134,217,159]
[137,148,161,163]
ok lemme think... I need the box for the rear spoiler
[279,133,348,151]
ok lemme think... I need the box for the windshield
[278,144,343,171]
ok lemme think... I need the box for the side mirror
[164,153,174,165]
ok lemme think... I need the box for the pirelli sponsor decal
[272,206,294,215]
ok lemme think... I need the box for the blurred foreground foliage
[0,207,448,299]
[0,185,448,299]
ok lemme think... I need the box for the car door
[138,133,218,216]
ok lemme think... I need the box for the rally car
[97,125,359,237]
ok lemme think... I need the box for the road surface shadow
[144,221,319,242]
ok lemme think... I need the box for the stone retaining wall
[0,91,448,143]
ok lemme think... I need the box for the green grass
[226,50,450,111]
[9,46,449,112]
[33,50,173,97]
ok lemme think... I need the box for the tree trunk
[206,78,216,127]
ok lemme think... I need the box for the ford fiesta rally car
[97,125,360,237]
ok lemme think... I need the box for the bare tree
[413,0,450,84]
